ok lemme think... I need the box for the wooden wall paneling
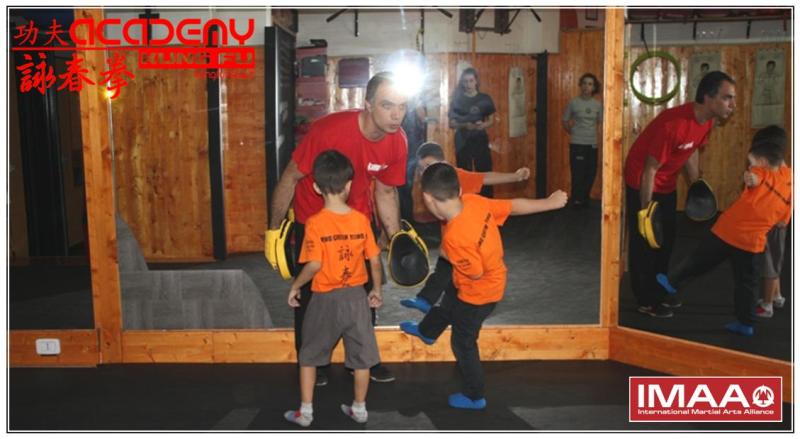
[222,48,267,253]
[118,326,608,364]
[446,54,537,199]
[122,331,214,363]
[10,330,99,367]
[111,52,212,261]
[623,43,791,211]
[75,8,121,363]
[610,327,792,403]
[599,10,624,328]
[547,29,605,198]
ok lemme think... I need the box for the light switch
[35,338,61,356]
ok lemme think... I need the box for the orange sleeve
[299,220,323,263]
[457,168,485,195]
[443,240,483,279]
[363,220,381,259]
[487,199,513,226]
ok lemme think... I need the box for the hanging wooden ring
[630,51,682,106]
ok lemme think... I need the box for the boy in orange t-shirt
[402,163,567,409]
[284,150,383,427]
[401,142,531,313]
[656,138,791,336]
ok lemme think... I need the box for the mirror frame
[9,7,790,404]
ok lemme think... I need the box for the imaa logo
[629,377,782,422]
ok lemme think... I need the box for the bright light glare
[391,61,424,98]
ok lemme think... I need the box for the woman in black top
[448,67,496,197]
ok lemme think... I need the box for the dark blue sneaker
[400,297,432,313]
[448,392,487,410]
[656,273,677,294]
[725,321,754,336]
[400,321,435,345]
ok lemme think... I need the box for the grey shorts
[756,226,787,279]
[298,286,380,370]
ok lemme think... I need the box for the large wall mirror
[97,7,608,332]
[9,9,94,331]
[617,8,792,362]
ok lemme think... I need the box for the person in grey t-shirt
[562,73,603,207]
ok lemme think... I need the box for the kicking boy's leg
[663,233,730,290]
[730,249,758,327]
[418,256,452,304]
[450,299,496,403]
[416,281,458,340]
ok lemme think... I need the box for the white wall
[626,19,792,47]
[296,8,561,55]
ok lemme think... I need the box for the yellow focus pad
[265,228,281,269]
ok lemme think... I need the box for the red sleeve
[487,199,513,226]
[644,119,675,165]
[291,125,324,176]
[375,130,408,187]
[298,219,323,263]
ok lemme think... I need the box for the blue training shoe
[448,392,487,410]
[725,321,754,336]
[400,321,436,345]
[400,297,432,313]
[656,273,677,295]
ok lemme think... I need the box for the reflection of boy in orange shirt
[401,142,531,313]
[402,163,567,410]
[284,150,383,427]
[656,138,791,336]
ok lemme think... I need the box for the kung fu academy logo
[629,376,782,422]
[12,16,256,99]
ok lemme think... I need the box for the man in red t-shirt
[266,72,409,385]
[623,71,736,318]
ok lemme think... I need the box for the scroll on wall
[687,52,721,102]
[751,48,785,128]
[508,67,527,138]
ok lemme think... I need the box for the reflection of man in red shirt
[266,72,408,384]
[624,71,736,318]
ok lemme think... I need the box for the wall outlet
[35,338,61,356]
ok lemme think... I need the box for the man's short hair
[416,142,446,161]
[749,140,784,167]
[313,150,354,195]
[695,71,735,104]
[421,162,460,201]
[366,71,395,103]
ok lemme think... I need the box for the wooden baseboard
[609,326,793,403]
[10,330,99,367]
[119,325,609,363]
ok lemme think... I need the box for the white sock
[761,302,773,311]
[352,401,367,415]
[300,402,313,417]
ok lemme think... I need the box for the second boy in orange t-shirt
[656,136,791,336]
[402,163,567,410]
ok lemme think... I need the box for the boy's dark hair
[313,150,354,195]
[752,125,787,152]
[695,71,735,104]
[416,142,446,161]
[579,73,600,95]
[749,140,784,167]
[366,71,395,104]
[421,162,460,201]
